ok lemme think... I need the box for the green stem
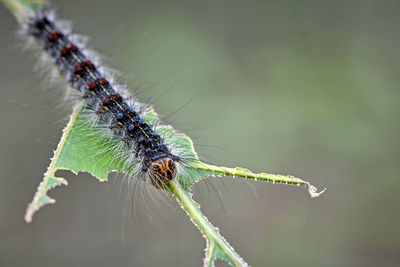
[188,161,326,198]
[168,180,248,267]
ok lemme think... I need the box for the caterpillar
[25,9,180,186]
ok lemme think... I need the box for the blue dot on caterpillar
[29,13,179,186]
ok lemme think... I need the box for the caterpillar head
[148,157,177,186]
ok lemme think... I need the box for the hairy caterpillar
[25,9,181,186]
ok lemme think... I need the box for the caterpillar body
[26,10,179,186]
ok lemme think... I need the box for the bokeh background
[1,0,399,266]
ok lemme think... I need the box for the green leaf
[24,104,325,266]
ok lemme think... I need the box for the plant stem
[168,180,248,267]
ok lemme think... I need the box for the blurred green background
[1,0,399,266]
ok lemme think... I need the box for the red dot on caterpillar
[88,81,97,90]
[73,64,83,74]
[59,48,67,56]
[47,31,62,42]
[60,44,77,57]
[84,60,93,67]
[66,44,76,51]
[102,97,110,105]
[113,93,122,102]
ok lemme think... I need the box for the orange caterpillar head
[148,157,177,186]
